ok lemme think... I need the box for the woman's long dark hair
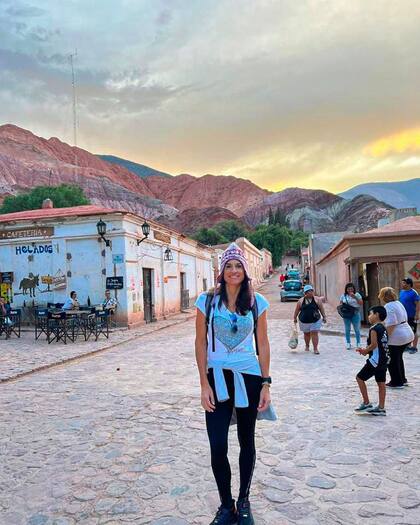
[216,270,254,315]
[344,282,356,295]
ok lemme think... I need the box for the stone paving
[0,311,195,383]
[1,278,419,524]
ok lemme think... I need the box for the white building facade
[0,205,214,327]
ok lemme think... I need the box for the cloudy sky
[1,0,419,193]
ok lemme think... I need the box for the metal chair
[35,308,49,340]
[47,311,68,344]
[0,309,21,339]
[86,310,109,341]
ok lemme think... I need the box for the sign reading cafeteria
[0,227,54,240]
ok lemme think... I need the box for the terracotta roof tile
[0,205,123,223]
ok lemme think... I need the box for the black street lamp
[137,220,151,245]
[164,247,173,261]
[96,218,111,247]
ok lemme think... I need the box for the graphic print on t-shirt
[368,323,390,368]
[213,314,253,351]
[194,292,269,356]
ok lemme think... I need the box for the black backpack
[204,293,260,354]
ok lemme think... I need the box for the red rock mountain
[0,124,175,218]
[0,124,392,233]
[144,174,269,216]
[157,206,247,236]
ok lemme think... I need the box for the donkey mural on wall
[19,273,39,297]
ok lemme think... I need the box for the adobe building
[315,217,420,315]
[0,203,214,328]
[212,238,272,285]
[308,231,349,292]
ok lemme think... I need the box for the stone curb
[321,327,369,337]
[0,312,196,385]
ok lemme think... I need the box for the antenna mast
[69,50,78,175]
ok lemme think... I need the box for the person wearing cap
[293,284,327,354]
[399,277,419,353]
[194,242,271,524]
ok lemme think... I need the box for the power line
[69,50,78,177]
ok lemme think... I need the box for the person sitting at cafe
[63,291,79,311]
[102,290,117,312]
[0,297,11,316]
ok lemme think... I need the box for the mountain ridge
[98,154,172,179]
[0,123,393,234]
[339,178,420,210]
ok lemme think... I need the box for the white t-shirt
[340,292,362,309]
[62,297,76,310]
[195,292,269,359]
[384,301,414,346]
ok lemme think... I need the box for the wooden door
[142,268,153,323]
[378,262,399,292]
[366,263,379,309]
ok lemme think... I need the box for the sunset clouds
[365,128,420,157]
[0,0,419,193]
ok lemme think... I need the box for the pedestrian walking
[355,306,389,416]
[195,242,272,525]
[293,284,327,354]
[339,282,363,349]
[399,277,419,353]
[378,287,414,388]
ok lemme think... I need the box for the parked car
[280,279,304,302]
[286,269,301,280]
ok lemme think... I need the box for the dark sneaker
[354,402,373,412]
[386,383,404,389]
[366,405,386,416]
[408,347,418,354]
[210,503,238,525]
[237,498,254,525]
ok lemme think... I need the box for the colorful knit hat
[217,242,250,281]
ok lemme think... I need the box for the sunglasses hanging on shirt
[229,312,238,333]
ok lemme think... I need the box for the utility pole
[69,50,78,176]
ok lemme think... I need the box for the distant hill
[98,154,172,179]
[0,123,393,234]
[339,178,420,210]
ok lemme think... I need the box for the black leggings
[206,369,262,507]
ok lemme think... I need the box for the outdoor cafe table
[47,308,93,342]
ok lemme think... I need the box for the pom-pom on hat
[217,242,250,281]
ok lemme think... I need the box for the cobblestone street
[1,278,419,524]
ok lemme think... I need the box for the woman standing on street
[195,242,272,525]
[340,282,363,349]
[379,287,414,388]
[294,284,327,354]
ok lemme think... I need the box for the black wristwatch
[261,376,272,385]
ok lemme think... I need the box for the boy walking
[355,306,389,416]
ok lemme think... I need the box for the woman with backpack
[293,284,327,354]
[339,282,363,350]
[195,242,272,525]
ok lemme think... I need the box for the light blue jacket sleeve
[255,293,269,317]
[194,292,208,315]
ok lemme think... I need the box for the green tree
[289,230,309,254]
[268,208,274,225]
[0,184,90,214]
[274,207,288,227]
[249,224,292,267]
[193,228,228,246]
[214,220,248,242]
